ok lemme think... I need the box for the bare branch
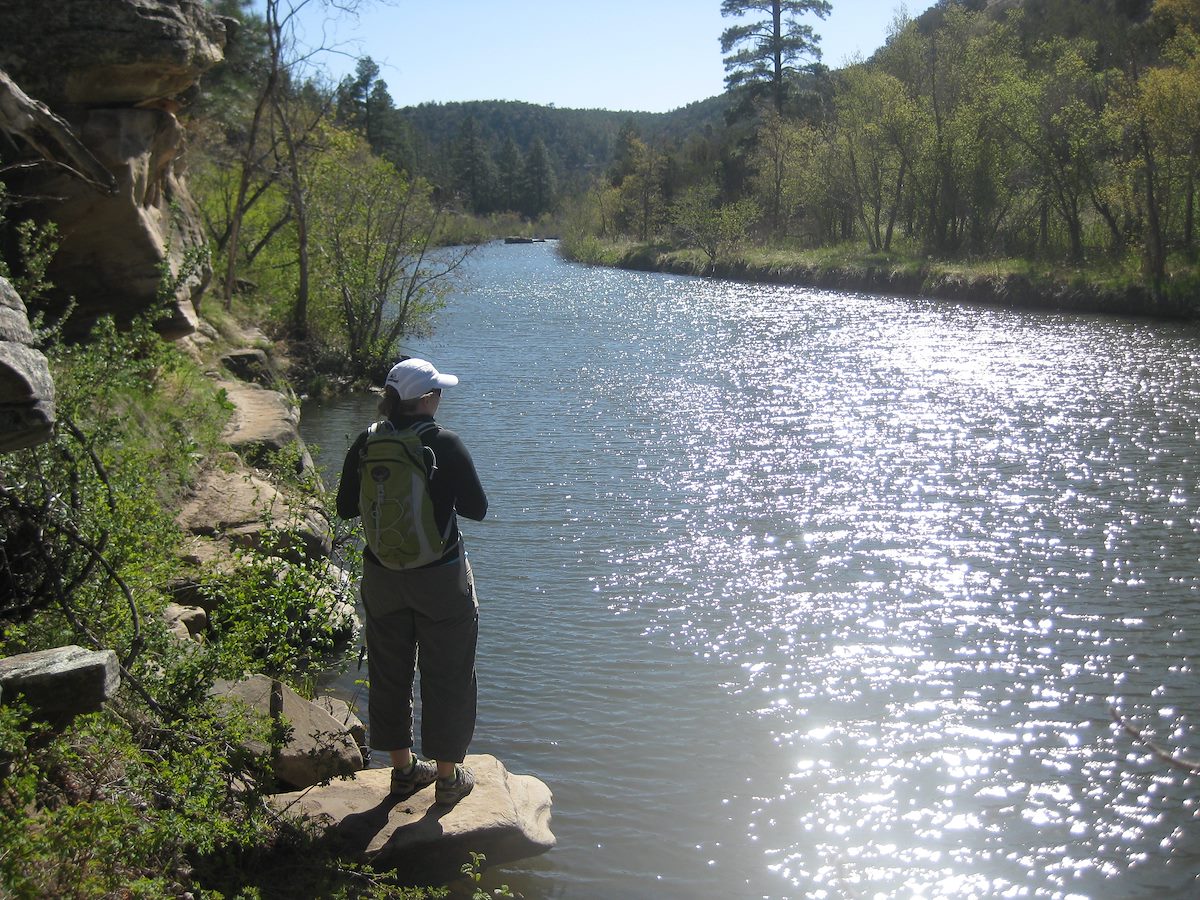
[1111,706,1200,773]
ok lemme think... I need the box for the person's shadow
[328,783,463,884]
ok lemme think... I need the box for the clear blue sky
[273,1,931,113]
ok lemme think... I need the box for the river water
[301,241,1200,899]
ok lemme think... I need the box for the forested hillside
[330,61,731,216]
[560,0,1200,309]
[397,98,730,180]
[187,0,1200,342]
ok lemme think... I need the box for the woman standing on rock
[336,357,488,806]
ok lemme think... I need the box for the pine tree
[719,0,832,114]
[495,136,524,213]
[521,137,556,218]
[451,117,496,213]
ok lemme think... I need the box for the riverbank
[560,238,1200,320]
[0,292,554,897]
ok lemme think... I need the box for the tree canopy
[187,0,1200,348]
[546,0,1200,304]
[720,0,833,113]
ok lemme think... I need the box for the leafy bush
[1,315,229,651]
[203,549,358,683]
[0,698,279,898]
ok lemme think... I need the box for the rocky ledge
[272,755,556,886]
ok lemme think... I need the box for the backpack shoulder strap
[407,420,439,476]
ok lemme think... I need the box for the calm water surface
[302,242,1200,899]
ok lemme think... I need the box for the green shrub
[1,314,229,653]
[0,240,434,897]
[0,697,279,898]
[203,549,358,684]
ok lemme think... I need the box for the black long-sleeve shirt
[337,414,487,566]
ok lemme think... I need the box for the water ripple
[305,244,1200,899]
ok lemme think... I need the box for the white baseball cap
[384,357,459,400]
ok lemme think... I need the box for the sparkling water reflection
[302,242,1200,899]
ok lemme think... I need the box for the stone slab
[271,754,555,885]
[0,645,119,720]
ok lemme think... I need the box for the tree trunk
[1089,189,1125,257]
[1038,195,1049,257]
[1140,126,1167,291]
[222,86,272,308]
[883,158,907,253]
[846,147,878,251]
[1185,169,1195,254]
[772,1,784,115]
[278,100,310,341]
[222,0,282,308]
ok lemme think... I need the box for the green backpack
[358,420,448,569]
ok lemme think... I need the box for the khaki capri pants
[359,554,479,762]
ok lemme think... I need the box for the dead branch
[1111,706,1200,773]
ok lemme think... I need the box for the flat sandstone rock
[0,645,119,721]
[272,754,554,884]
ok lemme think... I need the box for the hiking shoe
[435,764,475,806]
[389,757,437,795]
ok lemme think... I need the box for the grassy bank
[436,209,564,247]
[560,236,1200,321]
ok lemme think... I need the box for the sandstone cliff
[0,0,228,340]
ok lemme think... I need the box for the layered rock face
[0,0,227,338]
[0,275,53,450]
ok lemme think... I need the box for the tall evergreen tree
[336,57,381,134]
[451,117,496,213]
[719,0,832,114]
[495,136,524,213]
[521,137,556,218]
[333,60,416,178]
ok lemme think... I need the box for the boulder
[314,695,367,753]
[0,275,55,452]
[272,755,555,885]
[0,275,34,344]
[0,645,119,723]
[163,602,207,641]
[0,337,55,453]
[164,535,240,610]
[176,455,331,562]
[212,674,363,790]
[221,348,281,389]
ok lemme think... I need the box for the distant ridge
[397,94,732,178]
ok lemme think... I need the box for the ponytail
[379,386,425,420]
